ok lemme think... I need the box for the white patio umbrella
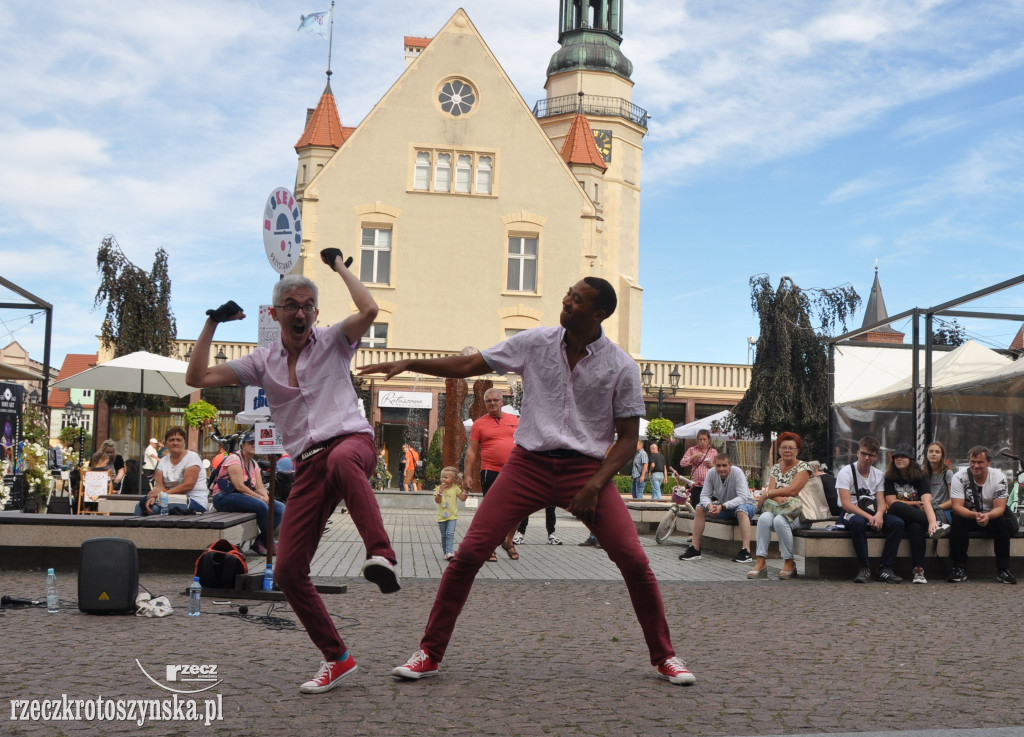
[52,351,195,491]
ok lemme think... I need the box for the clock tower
[535,0,647,355]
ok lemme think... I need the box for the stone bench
[0,511,259,572]
[96,493,188,515]
[793,527,1024,579]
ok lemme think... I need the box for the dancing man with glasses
[185,249,399,694]
[836,436,905,584]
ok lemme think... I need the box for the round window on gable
[437,79,476,117]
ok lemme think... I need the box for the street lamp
[747,336,757,364]
[65,400,85,465]
[214,347,228,365]
[641,363,682,417]
[28,389,40,406]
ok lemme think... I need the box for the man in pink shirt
[361,277,695,686]
[185,248,399,695]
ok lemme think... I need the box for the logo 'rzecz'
[136,660,222,694]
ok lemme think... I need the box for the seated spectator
[135,426,209,516]
[679,453,754,563]
[923,441,954,524]
[947,445,1016,585]
[211,431,285,556]
[119,458,144,495]
[836,436,904,584]
[883,443,940,585]
[99,439,126,491]
[747,432,811,580]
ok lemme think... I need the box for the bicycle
[654,470,696,544]
[998,451,1024,529]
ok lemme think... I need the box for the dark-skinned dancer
[360,276,695,686]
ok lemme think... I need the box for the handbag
[798,477,832,521]
[763,496,803,520]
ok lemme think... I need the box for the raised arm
[185,302,246,389]
[319,248,379,346]
[359,352,491,381]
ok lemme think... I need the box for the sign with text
[243,387,271,418]
[258,305,280,349]
[378,391,433,410]
[254,422,284,454]
[262,187,301,275]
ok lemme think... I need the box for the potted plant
[184,399,218,452]
[423,428,444,490]
[20,441,52,512]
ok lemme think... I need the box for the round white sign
[262,187,302,275]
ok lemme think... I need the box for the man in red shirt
[464,388,519,560]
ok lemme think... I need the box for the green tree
[730,275,861,465]
[424,428,444,485]
[94,236,177,410]
[932,318,966,347]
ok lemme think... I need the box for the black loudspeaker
[78,538,139,614]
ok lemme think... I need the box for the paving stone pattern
[2,507,1022,736]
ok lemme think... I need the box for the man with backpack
[948,445,1017,584]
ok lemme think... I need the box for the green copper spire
[547,0,633,81]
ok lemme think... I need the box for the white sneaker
[547,534,562,545]
[361,556,401,594]
[513,532,524,545]
[912,567,927,584]
[931,523,950,538]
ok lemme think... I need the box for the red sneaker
[299,656,358,693]
[656,656,696,685]
[391,650,439,680]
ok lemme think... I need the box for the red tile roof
[404,36,431,48]
[1011,324,1024,351]
[560,111,608,171]
[47,353,98,408]
[294,81,348,150]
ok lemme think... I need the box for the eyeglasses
[275,303,316,315]
[858,451,878,458]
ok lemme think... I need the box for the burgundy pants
[420,446,676,666]
[275,432,396,660]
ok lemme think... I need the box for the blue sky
[2,0,1023,374]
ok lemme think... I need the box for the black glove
[320,248,353,269]
[206,300,244,323]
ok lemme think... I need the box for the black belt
[535,448,586,459]
[299,438,338,462]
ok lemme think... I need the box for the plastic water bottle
[159,491,169,515]
[188,576,202,617]
[262,563,274,591]
[46,568,59,614]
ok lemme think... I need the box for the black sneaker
[996,569,1017,585]
[678,545,701,561]
[852,566,872,584]
[876,566,902,584]
[947,566,968,583]
[731,548,752,563]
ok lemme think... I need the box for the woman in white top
[135,426,208,515]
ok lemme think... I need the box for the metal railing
[533,93,649,128]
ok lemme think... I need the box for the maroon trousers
[275,432,396,660]
[420,446,676,665]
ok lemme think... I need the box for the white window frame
[360,323,389,349]
[360,227,392,284]
[434,153,451,192]
[506,235,538,293]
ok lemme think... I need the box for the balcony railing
[533,93,649,128]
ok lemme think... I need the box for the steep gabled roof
[560,110,607,170]
[1011,324,1024,351]
[295,80,348,150]
[861,267,901,334]
[47,353,98,408]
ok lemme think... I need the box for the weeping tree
[94,236,177,410]
[730,275,861,466]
